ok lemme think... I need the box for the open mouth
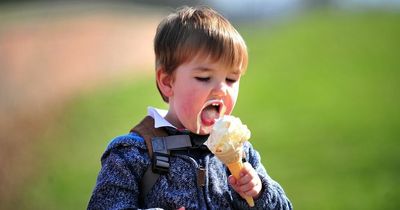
[199,100,225,127]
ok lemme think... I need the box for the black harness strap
[130,116,167,157]
[131,116,167,202]
[130,116,192,201]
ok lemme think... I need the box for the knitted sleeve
[87,133,152,210]
[231,142,293,210]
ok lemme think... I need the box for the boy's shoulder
[106,133,146,150]
[101,132,147,160]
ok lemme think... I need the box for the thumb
[228,175,237,185]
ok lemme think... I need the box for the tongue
[201,106,219,126]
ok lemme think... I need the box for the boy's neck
[164,111,185,130]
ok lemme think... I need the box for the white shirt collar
[147,106,176,128]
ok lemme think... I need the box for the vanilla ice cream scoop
[205,115,250,161]
[205,115,254,207]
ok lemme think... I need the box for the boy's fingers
[244,188,260,197]
[228,175,237,185]
[230,163,263,197]
[237,173,252,185]
[228,175,246,193]
[240,177,260,192]
[239,183,252,192]
[238,164,258,185]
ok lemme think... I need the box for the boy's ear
[156,67,174,98]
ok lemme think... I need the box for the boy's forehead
[185,53,245,74]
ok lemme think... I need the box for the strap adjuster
[151,135,192,174]
[152,152,170,174]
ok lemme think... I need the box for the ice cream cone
[205,115,254,207]
[227,161,255,207]
[215,147,254,207]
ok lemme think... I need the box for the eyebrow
[194,66,242,75]
[194,66,213,72]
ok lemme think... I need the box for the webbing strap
[130,116,168,157]
[131,116,167,202]
[152,135,192,153]
[130,116,193,201]
[140,166,159,203]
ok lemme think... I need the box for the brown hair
[154,6,248,102]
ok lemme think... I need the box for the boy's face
[163,55,242,135]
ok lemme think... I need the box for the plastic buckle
[150,135,193,174]
[152,137,168,153]
[152,137,169,174]
[152,152,170,174]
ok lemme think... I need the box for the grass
[238,10,400,209]
[21,10,400,210]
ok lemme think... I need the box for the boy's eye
[195,77,210,82]
[226,78,238,84]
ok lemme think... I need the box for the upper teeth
[212,103,219,106]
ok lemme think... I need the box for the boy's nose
[212,82,228,97]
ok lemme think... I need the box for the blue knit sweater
[88,132,292,210]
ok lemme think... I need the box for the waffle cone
[215,148,255,207]
[227,161,255,207]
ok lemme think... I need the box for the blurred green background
[1,1,399,210]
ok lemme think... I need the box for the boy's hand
[228,162,262,199]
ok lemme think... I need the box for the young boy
[88,6,292,210]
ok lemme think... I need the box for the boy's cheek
[181,98,200,119]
